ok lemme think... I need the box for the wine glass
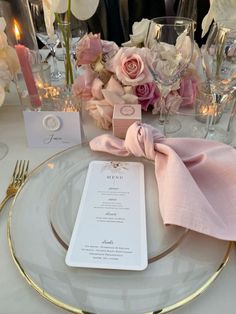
[29,0,63,81]
[163,97,210,139]
[176,0,197,22]
[146,16,194,131]
[202,20,236,143]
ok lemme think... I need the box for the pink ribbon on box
[90,122,236,241]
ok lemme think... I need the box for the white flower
[43,0,99,37]
[202,0,236,37]
[0,17,8,49]
[0,59,11,87]
[0,60,11,106]
[0,46,19,77]
[123,19,159,48]
[151,42,182,87]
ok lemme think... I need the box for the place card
[23,111,83,148]
[66,160,147,271]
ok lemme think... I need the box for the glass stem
[207,114,215,133]
[158,96,166,124]
[52,53,59,74]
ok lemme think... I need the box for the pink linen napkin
[90,121,236,241]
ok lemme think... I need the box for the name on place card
[23,111,83,148]
[66,160,147,271]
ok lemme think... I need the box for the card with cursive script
[23,111,83,148]
[66,160,147,271]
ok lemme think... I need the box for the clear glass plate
[8,144,231,314]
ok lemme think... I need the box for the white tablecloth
[0,85,236,314]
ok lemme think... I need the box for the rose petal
[91,77,104,99]
[106,76,124,96]
[122,94,138,104]
[102,89,125,106]
[0,17,6,32]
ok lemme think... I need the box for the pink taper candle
[14,20,41,108]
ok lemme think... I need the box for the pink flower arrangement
[72,31,201,129]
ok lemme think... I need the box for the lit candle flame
[13,19,21,42]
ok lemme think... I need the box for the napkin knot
[124,122,165,160]
[90,121,236,241]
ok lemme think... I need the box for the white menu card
[66,160,147,271]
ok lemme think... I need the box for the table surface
[0,84,236,314]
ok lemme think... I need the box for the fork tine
[18,160,25,181]
[23,160,29,182]
[12,160,19,183]
[12,160,29,186]
[14,160,23,184]
[0,160,30,213]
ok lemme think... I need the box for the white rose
[0,17,8,49]
[0,46,20,77]
[0,59,12,88]
[122,19,158,48]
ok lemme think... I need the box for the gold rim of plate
[6,144,233,314]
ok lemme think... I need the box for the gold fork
[0,160,29,213]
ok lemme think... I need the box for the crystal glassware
[163,97,210,139]
[29,0,63,81]
[202,20,236,143]
[146,16,194,131]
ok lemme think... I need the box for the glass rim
[212,20,236,32]
[151,16,195,26]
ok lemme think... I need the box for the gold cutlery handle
[0,195,12,214]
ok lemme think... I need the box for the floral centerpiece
[72,19,204,129]
[0,17,19,106]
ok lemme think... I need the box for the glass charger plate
[8,144,232,314]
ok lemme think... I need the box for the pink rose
[76,33,102,65]
[134,82,160,111]
[178,77,198,106]
[107,47,153,86]
[72,65,96,100]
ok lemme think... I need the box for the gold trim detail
[7,144,233,314]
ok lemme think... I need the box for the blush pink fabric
[90,122,236,240]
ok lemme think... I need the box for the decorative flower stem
[55,0,74,87]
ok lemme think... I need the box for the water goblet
[163,97,210,139]
[202,20,236,143]
[176,0,197,22]
[146,16,194,131]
